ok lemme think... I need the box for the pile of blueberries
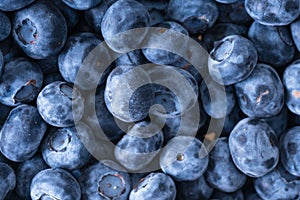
[0,0,300,199]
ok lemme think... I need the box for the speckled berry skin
[0,104,47,162]
[79,161,131,200]
[0,0,35,11]
[129,172,176,200]
[12,1,67,59]
[61,0,102,10]
[0,162,16,200]
[30,168,81,200]
[0,57,43,107]
[40,122,91,171]
[37,81,84,127]
[229,118,279,178]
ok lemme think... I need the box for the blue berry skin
[0,57,43,107]
[0,0,34,11]
[175,175,214,200]
[40,122,92,171]
[215,0,238,3]
[200,78,236,118]
[283,59,300,115]
[247,22,295,67]
[203,23,248,52]
[12,1,67,59]
[280,126,300,177]
[208,35,258,86]
[234,63,284,118]
[84,0,117,33]
[0,11,11,42]
[229,118,279,178]
[30,168,81,200]
[115,50,147,67]
[0,162,16,199]
[58,32,102,85]
[37,81,85,127]
[0,104,47,162]
[205,137,247,193]
[142,21,189,65]
[254,164,300,200]
[211,189,244,200]
[167,0,219,34]
[101,0,150,52]
[15,154,48,199]
[139,0,169,11]
[115,121,164,171]
[129,172,176,200]
[216,1,252,25]
[291,18,300,52]
[245,0,300,26]
[79,161,131,200]
[61,0,101,10]
[160,136,208,181]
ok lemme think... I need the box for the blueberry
[142,21,189,65]
[79,161,131,200]
[0,162,16,199]
[15,154,48,199]
[30,168,81,200]
[0,11,11,41]
[36,81,85,127]
[234,63,284,118]
[139,0,169,11]
[101,0,150,52]
[12,1,67,59]
[291,18,300,52]
[254,164,300,200]
[0,104,47,162]
[200,77,236,118]
[175,175,214,200]
[167,0,219,34]
[115,50,148,67]
[0,57,43,106]
[61,0,102,10]
[115,121,164,171]
[58,32,103,85]
[214,0,238,3]
[283,59,300,115]
[40,122,92,171]
[129,172,176,200]
[229,118,279,177]
[245,0,300,26]
[159,136,208,181]
[247,21,295,67]
[0,0,35,11]
[205,137,247,192]
[208,35,258,85]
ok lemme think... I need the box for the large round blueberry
[15,154,48,199]
[0,0,34,11]
[0,104,47,162]
[0,11,11,41]
[248,21,295,67]
[129,172,176,200]
[280,126,300,177]
[0,162,16,199]
[37,81,85,127]
[40,122,91,171]
[229,118,279,177]
[205,137,247,193]
[234,63,284,118]
[0,57,43,107]
[115,121,164,171]
[61,0,102,10]
[159,136,208,181]
[12,1,67,59]
[283,59,300,115]
[245,0,300,26]
[167,0,219,34]
[208,35,258,85]
[58,32,103,85]
[30,168,81,200]
[101,0,150,52]
[79,161,131,200]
